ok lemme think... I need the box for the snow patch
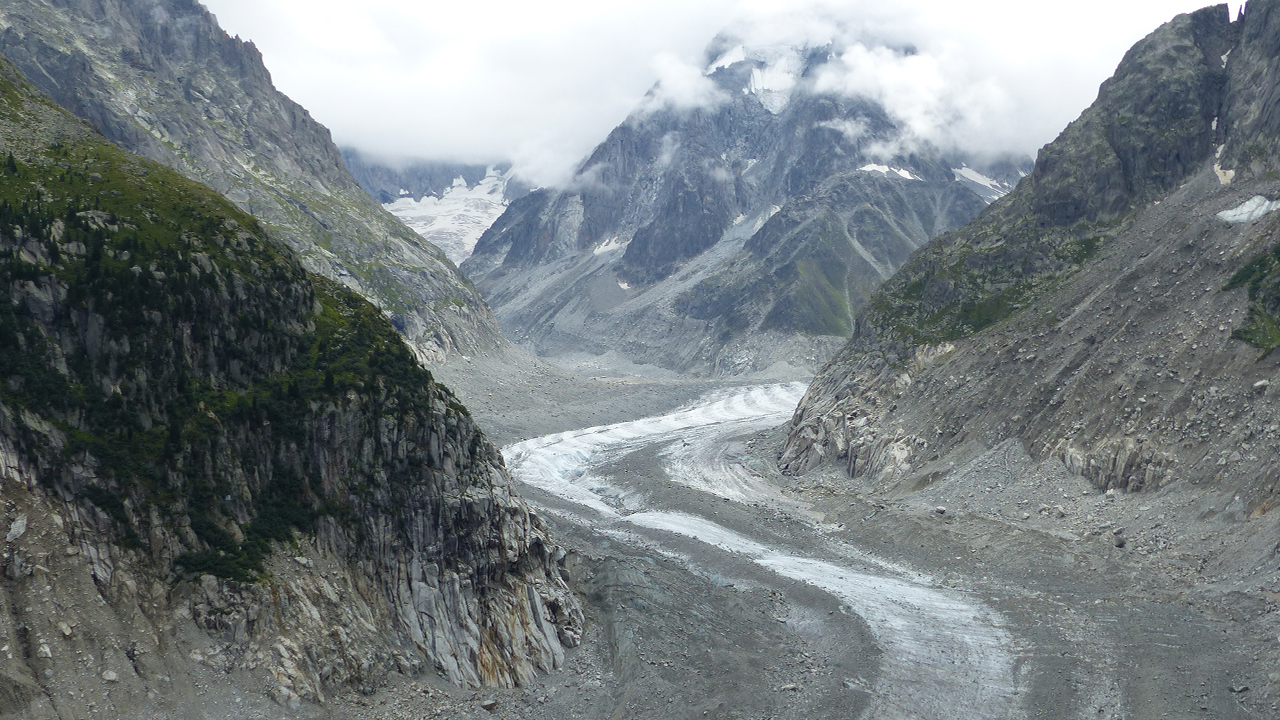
[951,166,1013,203]
[952,167,1001,191]
[593,236,627,255]
[1218,196,1280,223]
[860,164,921,181]
[1214,145,1235,186]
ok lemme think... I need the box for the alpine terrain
[773,3,1280,713]
[463,32,1027,375]
[0,53,580,717]
[2,1,1280,720]
[0,0,505,364]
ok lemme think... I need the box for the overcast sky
[202,0,1245,186]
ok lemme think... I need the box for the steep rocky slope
[463,37,1016,375]
[782,4,1280,514]
[0,56,579,718]
[0,0,504,364]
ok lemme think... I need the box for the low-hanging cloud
[202,0,1245,187]
[642,54,729,112]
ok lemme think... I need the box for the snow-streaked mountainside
[384,169,514,265]
[463,34,1030,375]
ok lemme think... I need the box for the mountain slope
[780,4,1280,518]
[463,40,1010,375]
[0,54,579,716]
[0,0,504,363]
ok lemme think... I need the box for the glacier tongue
[383,166,511,265]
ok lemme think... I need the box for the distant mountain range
[462,35,1030,375]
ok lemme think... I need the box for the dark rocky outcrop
[462,41,1004,375]
[782,4,1280,514]
[0,0,505,363]
[0,55,579,716]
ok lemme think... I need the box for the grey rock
[463,36,1013,375]
[0,0,505,363]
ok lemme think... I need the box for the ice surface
[745,47,802,114]
[1218,195,1280,223]
[503,383,807,515]
[505,384,1020,719]
[621,511,1017,718]
[383,166,510,264]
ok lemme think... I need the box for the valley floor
[294,348,1277,720]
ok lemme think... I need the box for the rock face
[0,57,580,718]
[0,0,505,364]
[463,38,1014,375]
[783,5,1280,513]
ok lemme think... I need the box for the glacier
[383,166,512,265]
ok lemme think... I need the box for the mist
[203,0,1245,187]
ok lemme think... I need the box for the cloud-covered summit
[204,0,1244,187]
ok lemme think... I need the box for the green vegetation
[0,66,460,582]
[1231,303,1280,358]
[1225,242,1280,358]
[869,217,1114,346]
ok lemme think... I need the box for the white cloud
[817,118,869,143]
[642,54,729,112]
[202,0,1247,187]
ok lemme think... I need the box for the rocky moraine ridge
[0,56,580,718]
[0,0,505,364]
[464,30,1027,375]
[784,3,1280,518]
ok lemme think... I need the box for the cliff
[0,0,505,364]
[0,54,579,718]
